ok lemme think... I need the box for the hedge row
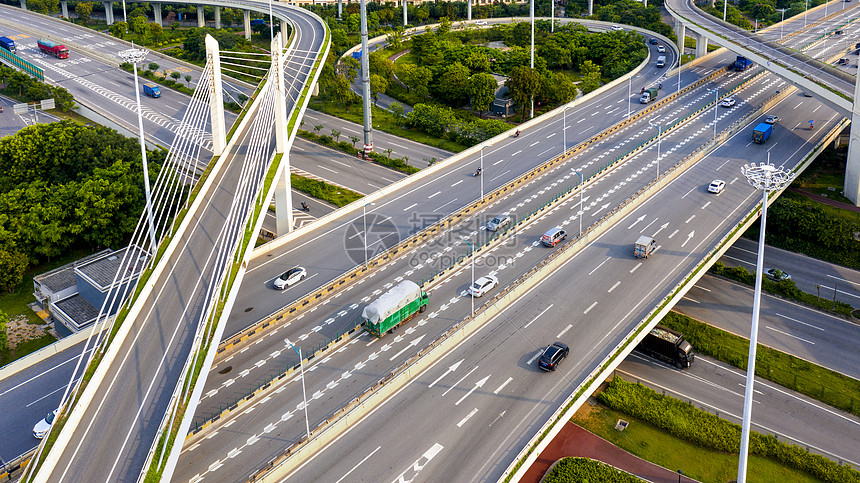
[661,312,860,418]
[709,261,854,316]
[598,378,860,483]
[298,129,420,174]
[290,173,362,207]
[544,457,645,483]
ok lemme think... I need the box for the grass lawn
[573,402,823,483]
[0,333,56,367]
[308,98,468,152]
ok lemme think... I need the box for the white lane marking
[493,377,513,394]
[336,446,382,483]
[523,304,554,329]
[557,324,573,338]
[441,366,478,397]
[607,281,621,293]
[583,302,598,315]
[589,259,610,275]
[775,313,824,331]
[428,191,442,199]
[318,165,338,174]
[457,408,479,427]
[403,203,418,212]
[527,350,543,365]
[765,326,815,344]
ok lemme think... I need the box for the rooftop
[76,245,150,291]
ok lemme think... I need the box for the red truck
[37,39,69,59]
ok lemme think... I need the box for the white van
[656,56,666,68]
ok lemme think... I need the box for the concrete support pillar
[845,70,860,205]
[152,3,162,27]
[205,34,226,156]
[19,0,26,10]
[403,0,407,27]
[102,2,113,25]
[60,0,68,18]
[467,0,471,21]
[696,32,708,58]
[676,22,686,54]
[588,0,593,17]
[197,5,205,27]
[271,32,294,235]
[244,9,252,40]
[338,0,342,19]
[214,6,221,29]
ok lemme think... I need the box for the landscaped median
[661,311,860,417]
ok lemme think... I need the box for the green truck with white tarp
[361,280,429,337]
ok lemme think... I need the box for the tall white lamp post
[118,47,157,251]
[571,169,584,236]
[648,120,662,179]
[363,202,375,267]
[284,338,311,441]
[776,9,787,39]
[804,0,809,27]
[479,146,487,201]
[712,88,719,138]
[463,238,475,315]
[737,162,794,483]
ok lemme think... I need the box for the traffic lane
[228,48,757,337]
[290,137,407,194]
[676,275,860,378]
[217,60,772,376]
[720,237,860,306]
[617,352,860,465]
[300,109,454,164]
[0,340,92,462]
[0,93,60,137]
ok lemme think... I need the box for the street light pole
[572,169,584,236]
[118,47,157,251]
[363,202,375,267]
[737,162,794,483]
[562,106,573,154]
[464,238,475,315]
[805,0,809,28]
[649,120,662,179]
[723,0,727,21]
[777,9,786,39]
[284,338,311,442]
[712,88,718,138]
[480,146,486,201]
[530,0,534,118]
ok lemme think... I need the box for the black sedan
[538,342,569,371]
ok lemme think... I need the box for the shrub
[599,378,860,483]
[544,457,645,483]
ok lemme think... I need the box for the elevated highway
[665,0,860,202]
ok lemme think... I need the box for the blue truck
[734,55,753,71]
[142,83,161,98]
[0,36,16,54]
[752,122,772,144]
[352,50,362,60]
[250,18,266,26]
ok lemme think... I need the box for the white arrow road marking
[682,231,695,247]
[628,215,646,229]
[456,375,490,405]
[389,334,427,361]
[653,222,669,236]
[429,359,465,388]
[489,410,507,427]
[392,443,444,483]
[442,367,479,396]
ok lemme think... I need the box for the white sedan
[469,275,499,297]
[33,409,58,439]
[721,98,736,107]
[274,267,307,290]
[707,179,726,194]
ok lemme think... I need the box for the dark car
[538,342,569,371]
[649,37,658,45]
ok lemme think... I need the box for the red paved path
[522,421,699,483]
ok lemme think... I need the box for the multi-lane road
[3,1,860,480]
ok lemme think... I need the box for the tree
[148,62,159,72]
[389,101,405,122]
[387,28,405,50]
[348,135,359,147]
[150,23,163,44]
[170,22,180,33]
[578,60,602,94]
[170,71,181,82]
[75,1,94,25]
[313,124,323,134]
[468,73,497,117]
[110,21,128,38]
[184,74,191,86]
[435,62,470,106]
[330,129,341,142]
[370,74,388,106]
[506,65,541,120]
[0,250,26,293]
[132,15,150,43]
[369,52,395,82]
